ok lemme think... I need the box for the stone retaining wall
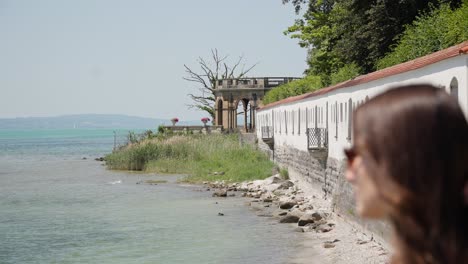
[259,141,332,198]
[258,140,329,197]
[258,138,391,241]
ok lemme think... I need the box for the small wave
[108,180,122,185]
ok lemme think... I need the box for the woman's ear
[345,168,356,183]
[345,157,362,183]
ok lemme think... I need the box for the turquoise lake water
[0,129,131,159]
[0,129,299,264]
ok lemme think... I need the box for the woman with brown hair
[344,84,468,264]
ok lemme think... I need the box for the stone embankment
[205,175,390,264]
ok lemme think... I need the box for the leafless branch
[183,49,257,119]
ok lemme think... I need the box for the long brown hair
[353,84,468,264]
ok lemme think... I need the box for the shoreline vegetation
[105,132,276,183]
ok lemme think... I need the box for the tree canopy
[377,0,468,69]
[261,0,466,105]
[283,0,463,85]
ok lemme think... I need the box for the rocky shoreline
[203,174,390,264]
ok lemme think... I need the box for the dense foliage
[262,75,322,105]
[330,63,362,86]
[263,62,363,105]
[260,0,467,105]
[377,0,468,69]
[105,134,275,183]
[283,0,463,85]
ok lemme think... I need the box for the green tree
[377,0,468,69]
[330,63,362,85]
[282,0,462,80]
[284,0,339,84]
[281,0,308,14]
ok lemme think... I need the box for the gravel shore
[205,174,390,264]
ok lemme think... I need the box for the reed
[105,134,274,183]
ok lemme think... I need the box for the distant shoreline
[0,114,200,130]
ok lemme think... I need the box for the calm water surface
[0,129,299,264]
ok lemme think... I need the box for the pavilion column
[230,102,235,131]
[243,101,248,131]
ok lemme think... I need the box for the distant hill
[0,114,198,129]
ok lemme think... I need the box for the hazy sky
[0,0,307,120]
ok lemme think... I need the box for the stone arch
[235,98,253,132]
[450,77,459,100]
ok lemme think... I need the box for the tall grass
[105,134,275,183]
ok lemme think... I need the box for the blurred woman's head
[345,84,468,263]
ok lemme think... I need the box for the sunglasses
[344,147,357,165]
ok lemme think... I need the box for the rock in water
[276,211,288,216]
[317,224,333,233]
[279,200,297,209]
[298,212,323,226]
[289,208,305,219]
[294,227,304,233]
[311,211,324,221]
[257,212,274,217]
[323,243,335,248]
[212,189,227,197]
[279,214,300,223]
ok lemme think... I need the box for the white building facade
[255,41,468,238]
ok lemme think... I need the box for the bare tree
[183,49,257,119]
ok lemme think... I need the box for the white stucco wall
[256,54,468,162]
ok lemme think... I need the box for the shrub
[263,75,323,105]
[127,131,140,144]
[279,168,289,180]
[330,63,362,85]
